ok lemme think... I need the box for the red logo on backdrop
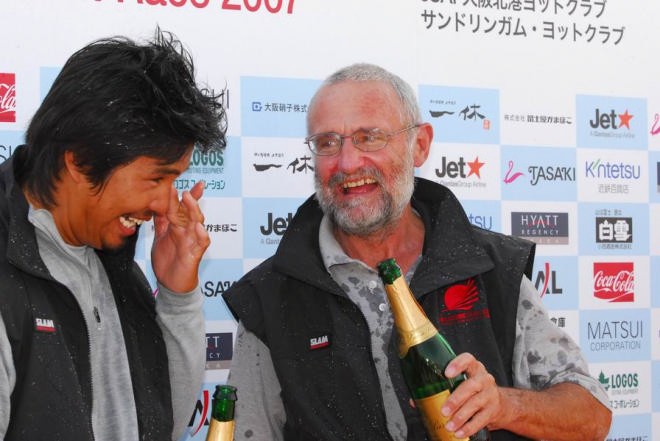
[0,73,16,123]
[593,262,634,302]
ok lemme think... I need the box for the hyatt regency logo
[511,212,569,245]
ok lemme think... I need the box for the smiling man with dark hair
[0,28,227,441]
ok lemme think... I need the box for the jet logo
[589,108,633,130]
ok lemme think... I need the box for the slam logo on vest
[439,278,490,325]
[34,317,56,333]
[309,334,330,350]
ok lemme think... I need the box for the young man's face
[64,151,192,250]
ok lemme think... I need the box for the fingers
[441,353,499,438]
[168,182,206,228]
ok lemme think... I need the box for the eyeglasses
[305,124,420,156]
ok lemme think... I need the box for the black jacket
[0,148,173,441]
[224,177,535,441]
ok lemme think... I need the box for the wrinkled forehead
[307,80,405,134]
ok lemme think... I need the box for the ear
[412,123,433,167]
[63,150,86,184]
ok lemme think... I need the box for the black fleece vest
[224,179,535,441]
[0,151,173,441]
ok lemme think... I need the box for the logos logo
[593,262,634,302]
[510,212,569,244]
[252,101,262,111]
[206,332,233,370]
[589,108,633,131]
[534,262,563,298]
[595,217,632,248]
[0,73,16,123]
[598,371,639,393]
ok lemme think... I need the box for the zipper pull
[93,307,101,329]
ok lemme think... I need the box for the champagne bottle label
[416,391,469,441]
[206,419,235,441]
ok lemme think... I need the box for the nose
[336,137,366,173]
[148,183,174,216]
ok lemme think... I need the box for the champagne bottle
[205,384,237,441]
[377,258,490,441]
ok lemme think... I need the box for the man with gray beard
[223,63,611,441]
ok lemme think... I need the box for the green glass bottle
[377,258,490,441]
[205,384,237,441]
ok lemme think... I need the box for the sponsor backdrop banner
[2,1,658,439]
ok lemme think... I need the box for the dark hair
[17,27,227,208]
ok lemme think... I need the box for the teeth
[343,178,376,189]
[119,215,145,228]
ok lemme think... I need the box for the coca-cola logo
[593,262,634,302]
[0,73,17,123]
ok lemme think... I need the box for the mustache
[326,166,384,189]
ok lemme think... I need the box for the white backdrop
[2,1,659,440]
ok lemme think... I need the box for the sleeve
[511,276,610,409]
[0,311,16,440]
[155,284,206,441]
[227,321,286,441]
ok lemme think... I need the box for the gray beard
[314,158,415,237]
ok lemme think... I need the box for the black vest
[0,151,173,441]
[224,178,535,441]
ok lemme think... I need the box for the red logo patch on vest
[439,278,490,325]
[34,317,56,333]
[309,334,330,350]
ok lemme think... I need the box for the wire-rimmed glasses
[305,124,420,156]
